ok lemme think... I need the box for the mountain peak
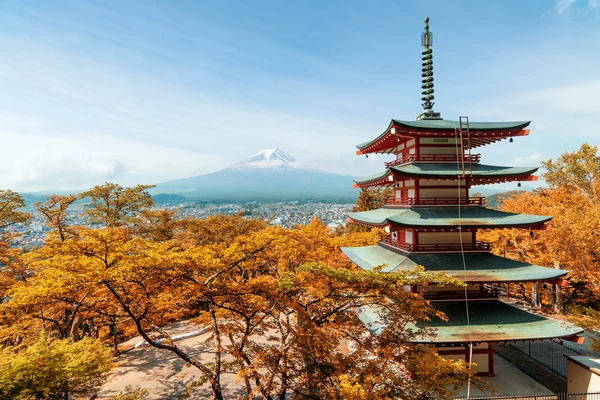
[242,148,296,164]
[231,148,297,169]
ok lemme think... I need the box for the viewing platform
[385,196,484,207]
[380,237,492,253]
[385,153,480,167]
[421,288,499,302]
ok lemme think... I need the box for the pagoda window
[417,231,472,245]
[420,180,461,187]
[391,231,398,242]
[419,187,469,200]
[419,146,460,155]
[405,231,413,244]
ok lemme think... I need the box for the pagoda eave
[347,207,552,230]
[341,245,568,283]
[359,300,583,344]
[352,164,539,188]
[356,120,531,155]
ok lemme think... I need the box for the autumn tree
[0,190,30,231]
[3,184,158,346]
[481,144,600,314]
[543,143,600,204]
[79,183,155,227]
[10,213,473,399]
[35,195,77,242]
[0,334,113,400]
[0,191,31,345]
[353,186,393,212]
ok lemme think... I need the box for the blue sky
[1,0,599,191]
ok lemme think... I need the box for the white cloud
[555,0,576,13]
[519,80,600,115]
[0,130,229,192]
[14,149,126,189]
[509,153,543,167]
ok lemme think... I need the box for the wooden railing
[385,197,484,206]
[421,290,499,301]
[380,237,492,253]
[385,153,481,167]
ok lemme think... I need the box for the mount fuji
[153,149,357,201]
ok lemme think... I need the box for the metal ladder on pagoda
[458,116,473,178]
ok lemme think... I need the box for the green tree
[0,334,113,400]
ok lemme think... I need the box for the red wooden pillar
[413,229,419,250]
[415,178,420,203]
[415,137,420,159]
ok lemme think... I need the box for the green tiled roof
[391,119,531,131]
[359,300,583,343]
[348,207,552,228]
[353,170,391,184]
[353,164,538,184]
[341,245,566,283]
[357,120,531,150]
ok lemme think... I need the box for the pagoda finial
[417,17,442,120]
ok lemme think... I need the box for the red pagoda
[341,17,583,376]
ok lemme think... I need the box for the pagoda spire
[417,17,442,120]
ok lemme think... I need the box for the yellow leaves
[0,334,113,399]
[0,190,30,231]
[79,182,155,228]
[337,374,370,400]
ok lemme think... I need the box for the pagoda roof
[359,300,583,343]
[347,207,551,229]
[341,245,566,283]
[356,119,531,155]
[353,163,538,186]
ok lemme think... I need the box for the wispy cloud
[509,153,543,167]
[555,0,577,13]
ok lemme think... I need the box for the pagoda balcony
[380,237,492,253]
[385,154,481,167]
[420,289,499,302]
[385,196,484,207]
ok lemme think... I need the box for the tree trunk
[210,378,224,400]
[69,314,83,341]
[209,307,223,400]
[545,284,556,311]
[531,282,541,309]
[555,284,565,313]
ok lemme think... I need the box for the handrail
[385,153,481,167]
[385,197,484,206]
[381,237,492,253]
[421,290,499,301]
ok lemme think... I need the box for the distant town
[10,200,355,249]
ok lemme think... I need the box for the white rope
[455,122,473,399]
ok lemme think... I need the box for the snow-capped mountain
[233,148,297,168]
[154,149,356,201]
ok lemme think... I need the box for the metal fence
[455,393,600,400]
[505,339,586,378]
